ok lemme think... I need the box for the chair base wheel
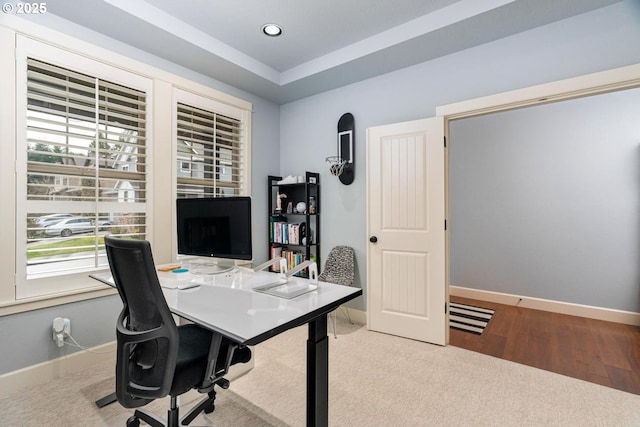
[126,415,140,427]
[204,403,215,414]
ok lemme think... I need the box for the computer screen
[176,197,253,265]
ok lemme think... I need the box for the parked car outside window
[92,219,112,231]
[35,213,74,227]
[44,217,94,237]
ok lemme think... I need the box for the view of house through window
[24,59,147,282]
[176,102,245,198]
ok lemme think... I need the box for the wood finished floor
[449,296,640,395]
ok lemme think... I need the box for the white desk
[91,263,362,427]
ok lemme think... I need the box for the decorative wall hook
[326,112,355,185]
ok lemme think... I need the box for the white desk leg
[306,314,329,427]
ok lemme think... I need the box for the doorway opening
[439,64,640,394]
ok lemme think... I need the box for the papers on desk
[158,271,201,290]
[253,278,318,299]
[161,282,200,290]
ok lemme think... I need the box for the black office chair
[104,236,251,427]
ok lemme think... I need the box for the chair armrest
[199,333,244,391]
[115,311,177,401]
[116,312,167,344]
[201,333,223,389]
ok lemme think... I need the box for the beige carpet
[1,319,638,426]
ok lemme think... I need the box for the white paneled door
[366,117,447,345]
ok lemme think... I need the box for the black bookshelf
[267,172,320,277]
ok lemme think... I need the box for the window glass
[176,102,245,198]
[21,59,148,296]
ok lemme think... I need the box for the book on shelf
[268,246,307,276]
[270,246,283,272]
[282,249,305,276]
[270,216,285,243]
[270,220,307,245]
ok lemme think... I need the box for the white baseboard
[335,305,366,325]
[450,286,640,326]
[330,290,639,329]
[0,341,117,399]
[0,341,255,400]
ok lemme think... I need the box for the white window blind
[176,102,246,198]
[22,58,147,292]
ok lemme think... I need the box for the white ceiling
[45,0,622,104]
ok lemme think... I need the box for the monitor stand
[190,259,236,275]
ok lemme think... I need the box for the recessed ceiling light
[261,23,283,37]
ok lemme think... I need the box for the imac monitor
[176,196,252,274]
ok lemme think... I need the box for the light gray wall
[1,296,123,375]
[0,20,280,375]
[279,0,640,311]
[449,88,640,312]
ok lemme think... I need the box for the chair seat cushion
[170,324,252,395]
[171,324,212,395]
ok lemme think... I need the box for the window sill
[0,286,117,317]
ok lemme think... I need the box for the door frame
[436,63,640,326]
[437,63,640,121]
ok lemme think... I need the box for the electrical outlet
[52,317,71,347]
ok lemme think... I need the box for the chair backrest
[104,236,179,408]
[318,245,355,286]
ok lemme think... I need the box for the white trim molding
[436,63,640,119]
[450,286,640,326]
[321,298,640,329]
[0,342,116,399]
[335,306,366,325]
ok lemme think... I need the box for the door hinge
[444,136,447,148]
[445,303,448,314]
[444,219,447,230]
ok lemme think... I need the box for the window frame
[14,36,154,300]
[172,88,252,259]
